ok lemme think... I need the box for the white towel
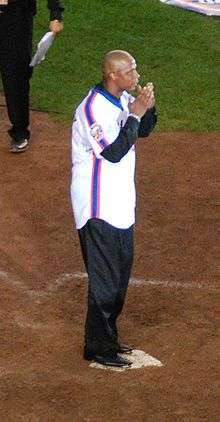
[30,32,55,67]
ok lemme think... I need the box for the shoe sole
[10,148,28,154]
[10,145,29,153]
[93,358,131,367]
[10,138,30,153]
[96,362,131,367]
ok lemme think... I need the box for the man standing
[71,50,157,368]
[0,0,64,153]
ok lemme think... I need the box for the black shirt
[7,0,64,20]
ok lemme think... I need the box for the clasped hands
[129,83,155,118]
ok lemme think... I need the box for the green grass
[4,1,220,131]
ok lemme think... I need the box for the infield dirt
[0,98,219,421]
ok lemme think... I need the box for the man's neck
[102,80,123,99]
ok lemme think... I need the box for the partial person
[71,50,157,368]
[0,0,64,153]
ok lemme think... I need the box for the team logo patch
[90,123,104,142]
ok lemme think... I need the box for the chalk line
[0,269,218,301]
[52,272,216,292]
[0,270,8,279]
[0,270,28,291]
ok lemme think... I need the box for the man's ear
[110,72,117,81]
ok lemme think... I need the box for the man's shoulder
[78,87,110,113]
[73,89,105,127]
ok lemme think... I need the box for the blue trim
[85,89,109,148]
[92,158,100,217]
[94,85,123,111]
[85,90,96,126]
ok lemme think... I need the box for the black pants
[0,2,33,141]
[78,219,134,356]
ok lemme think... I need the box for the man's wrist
[50,10,63,21]
[129,113,141,123]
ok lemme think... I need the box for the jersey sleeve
[138,106,157,138]
[101,116,140,163]
[83,92,115,159]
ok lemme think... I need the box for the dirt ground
[0,97,219,421]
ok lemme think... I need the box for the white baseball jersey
[71,85,136,230]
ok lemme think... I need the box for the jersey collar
[94,83,124,111]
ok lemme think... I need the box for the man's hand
[129,83,155,118]
[49,20,64,35]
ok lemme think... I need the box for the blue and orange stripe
[84,90,109,148]
[90,154,102,218]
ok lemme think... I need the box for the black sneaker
[83,349,132,367]
[93,354,132,367]
[10,138,29,153]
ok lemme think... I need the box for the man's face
[113,58,140,92]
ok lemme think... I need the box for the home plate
[89,349,163,372]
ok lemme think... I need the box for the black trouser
[0,2,33,141]
[78,218,134,356]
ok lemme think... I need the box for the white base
[89,349,163,372]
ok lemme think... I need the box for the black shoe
[84,344,133,360]
[83,349,132,367]
[118,343,133,354]
[93,354,132,367]
[10,138,29,153]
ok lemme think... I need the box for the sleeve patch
[90,123,104,143]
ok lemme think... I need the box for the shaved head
[102,50,136,79]
[101,50,139,97]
